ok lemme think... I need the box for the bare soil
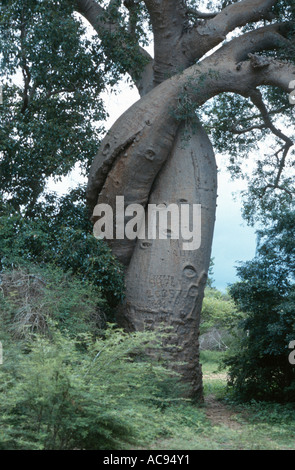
[204,394,241,429]
[203,372,242,429]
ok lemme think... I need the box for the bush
[200,288,242,335]
[0,191,125,309]
[0,325,178,450]
[0,264,105,340]
[199,288,243,350]
[0,263,179,450]
[224,276,295,402]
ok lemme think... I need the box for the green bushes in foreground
[0,263,180,450]
[0,326,177,450]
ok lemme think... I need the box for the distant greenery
[200,287,242,335]
[223,208,295,402]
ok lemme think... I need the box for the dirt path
[203,372,242,430]
[204,394,241,429]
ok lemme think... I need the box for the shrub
[199,288,243,351]
[200,288,242,335]
[0,325,178,450]
[0,264,105,340]
[0,191,125,308]
[224,276,295,402]
[0,262,181,450]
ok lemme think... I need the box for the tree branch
[20,13,34,114]
[143,0,187,86]
[183,0,278,64]
[186,7,218,20]
[249,88,293,194]
[86,41,295,213]
[230,122,266,134]
[210,22,291,66]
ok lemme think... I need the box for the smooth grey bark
[76,0,295,398]
[116,120,217,399]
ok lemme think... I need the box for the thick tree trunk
[116,120,217,399]
[79,0,294,401]
[87,82,217,398]
[86,44,291,397]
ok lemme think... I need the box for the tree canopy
[1,0,294,219]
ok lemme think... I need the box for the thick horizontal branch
[221,23,291,63]
[186,7,218,20]
[207,0,277,35]
[183,0,278,64]
[86,45,295,212]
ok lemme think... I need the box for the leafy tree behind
[224,207,295,402]
[0,1,106,210]
[0,189,125,309]
[200,287,242,336]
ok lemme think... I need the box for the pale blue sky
[211,167,257,291]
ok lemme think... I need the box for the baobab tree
[1,0,294,399]
[76,0,295,398]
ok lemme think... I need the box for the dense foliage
[0,189,125,308]
[201,1,295,224]
[0,0,153,212]
[224,208,295,402]
[0,0,110,209]
[201,288,242,336]
[0,262,182,450]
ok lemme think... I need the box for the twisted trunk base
[117,121,217,399]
